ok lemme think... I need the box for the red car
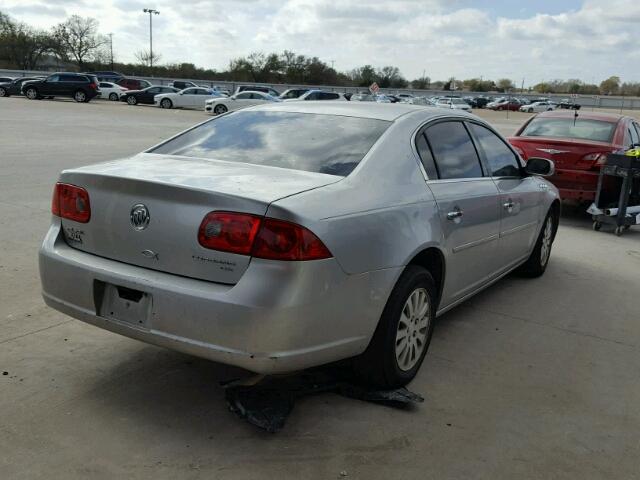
[488,99,521,111]
[509,111,640,201]
[116,77,152,91]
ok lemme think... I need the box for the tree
[0,11,56,69]
[600,76,620,95]
[349,65,377,87]
[376,66,407,88]
[53,15,107,69]
[496,78,515,92]
[134,49,162,67]
[411,76,430,90]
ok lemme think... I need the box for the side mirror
[525,157,555,177]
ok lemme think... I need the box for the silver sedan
[39,103,560,387]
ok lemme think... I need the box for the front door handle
[503,200,515,212]
[447,208,463,220]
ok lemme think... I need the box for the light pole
[142,8,159,70]
[108,33,114,70]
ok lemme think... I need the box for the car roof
[241,101,467,122]
[536,110,627,123]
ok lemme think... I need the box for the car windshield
[521,118,617,143]
[150,111,390,176]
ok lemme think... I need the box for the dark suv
[22,73,100,103]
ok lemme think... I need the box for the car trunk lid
[58,153,341,284]
[509,136,615,170]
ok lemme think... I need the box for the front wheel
[0,87,7,97]
[25,87,38,100]
[108,93,119,101]
[160,98,172,109]
[214,104,228,114]
[517,211,557,277]
[353,266,437,388]
[528,108,534,113]
[127,96,138,105]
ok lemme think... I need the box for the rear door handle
[447,208,463,220]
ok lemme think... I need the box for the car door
[59,74,79,96]
[180,88,199,107]
[142,87,160,103]
[468,122,543,268]
[419,120,501,305]
[41,74,61,95]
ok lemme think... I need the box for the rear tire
[25,87,38,100]
[528,108,533,113]
[160,98,172,109]
[517,210,557,277]
[73,90,87,103]
[353,266,437,389]
[0,87,6,97]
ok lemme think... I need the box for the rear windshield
[151,111,391,176]
[521,117,616,143]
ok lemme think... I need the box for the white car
[520,101,557,113]
[154,87,222,109]
[98,82,127,101]
[435,98,472,112]
[287,90,347,102]
[205,91,281,115]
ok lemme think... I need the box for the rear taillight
[577,152,608,169]
[51,183,91,223]
[198,212,332,261]
[252,218,332,261]
[198,212,262,255]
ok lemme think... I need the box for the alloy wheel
[75,91,86,102]
[25,88,37,99]
[395,288,431,372]
[540,218,553,266]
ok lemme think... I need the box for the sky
[3,0,640,86]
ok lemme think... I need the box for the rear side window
[415,133,439,179]
[320,92,339,100]
[425,122,483,179]
[468,123,521,177]
[151,111,391,177]
[521,118,616,143]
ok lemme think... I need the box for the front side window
[469,123,521,177]
[235,92,252,99]
[425,122,483,179]
[151,111,390,177]
[147,87,160,94]
[47,75,60,82]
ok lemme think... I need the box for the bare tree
[0,11,56,69]
[53,15,106,69]
[135,49,162,67]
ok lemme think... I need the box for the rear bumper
[39,220,399,374]
[551,168,599,201]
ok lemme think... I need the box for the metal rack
[592,153,640,236]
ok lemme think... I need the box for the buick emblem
[130,204,150,230]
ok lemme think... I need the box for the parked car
[557,98,581,110]
[409,97,434,106]
[287,90,347,102]
[205,91,281,114]
[22,73,100,103]
[0,76,14,83]
[39,103,559,388]
[86,71,124,83]
[120,86,179,105]
[169,80,198,90]
[155,87,223,109]
[350,93,376,102]
[472,97,492,109]
[487,99,521,111]
[508,111,640,201]
[117,78,152,91]
[519,101,556,113]
[98,82,127,101]
[396,93,414,100]
[236,85,280,97]
[0,76,45,97]
[279,88,310,100]
[435,97,472,112]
